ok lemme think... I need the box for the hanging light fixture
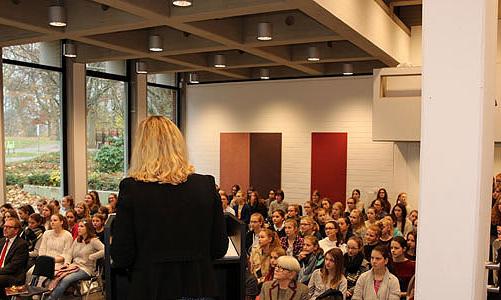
[172,0,192,7]
[342,63,354,75]
[135,61,147,74]
[259,68,270,80]
[189,73,199,83]
[307,46,320,61]
[48,4,67,27]
[213,54,226,68]
[63,41,77,58]
[149,35,163,52]
[257,22,273,41]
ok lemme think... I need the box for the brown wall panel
[220,133,250,194]
[250,133,282,199]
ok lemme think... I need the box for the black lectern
[104,212,246,300]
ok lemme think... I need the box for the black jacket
[111,174,228,300]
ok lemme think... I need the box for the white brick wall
[185,76,402,207]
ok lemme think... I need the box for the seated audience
[220,192,235,215]
[363,225,381,262]
[351,189,365,213]
[74,202,90,222]
[17,205,35,229]
[264,247,286,282]
[352,245,400,300]
[364,207,378,228]
[371,188,392,214]
[287,204,301,223]
[311,190,322,209]
[371,200,387,220]
[22,213,45,268]
[270,209,286,239]
[319,220,347,254]
[389,237,415,299]
[349,209,367,239]
[298,235,324,285]
[316,208,331,238]
[332,202,344,220]
[338,216,353,244]
[250,228,281,284]
[46,220,104,300]
[233,190,251,224]
[344,236,370,299]
[84,192,100,216]
[49,200,61,216]
[92,213,107,244]
[395,193,411,213]
[65,209,78,239]
[303,201,315,218]
[259,256,309,300]
[41,204,57,230]
[246,213,264,255]
[299,216,322,240]
[107,193,118,213]
[249,191,268,219]
[345,198,357,217]
[280,219,304,258]
[379,216,402,249]
[0,218,29,299]
[321,198,333,217]
[407,210,418,230]
[391,204,413,237]
[60,195,74,216]
[35,200,47,215]
[268,190,289,218]
[38,214,73,268]
[308,248,347,300]
[264,190,276,209]
[405,232,416,261]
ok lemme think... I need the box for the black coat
[110,174,228,300]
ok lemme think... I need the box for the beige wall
[185,76,421,209]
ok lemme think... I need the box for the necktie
[0,239,10,268]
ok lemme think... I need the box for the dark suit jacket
[232,203,251,224]
[0,236,29,284]
[111,174,228,300]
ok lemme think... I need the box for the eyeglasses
[3,225,18,229]
[275,265,291,272]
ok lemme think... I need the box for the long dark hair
[77,220,97,244]
[391,203,408,233]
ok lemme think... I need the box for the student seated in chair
[0,218,29,298]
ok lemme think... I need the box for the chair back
[32,256,55,279]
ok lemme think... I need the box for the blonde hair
[128,116,194,184]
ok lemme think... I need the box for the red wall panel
[220,133,250,194]
[311,133,348,204]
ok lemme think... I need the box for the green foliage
[49,170,60,186]
[94,138,124,173]
[6,173,24,187]
[88,172,120,191]
[27,173,51,186]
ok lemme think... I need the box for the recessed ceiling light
[213,54,226,68]
[257,22,273,41]
[172,0,192,7]
[259,68,270,80]
[48,5,67,27]
[342,63,354,76]
[307,46,320,62]
[149,35,163,52]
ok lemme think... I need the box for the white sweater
[39,229,73,265]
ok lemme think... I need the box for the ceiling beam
[290,0,410,66]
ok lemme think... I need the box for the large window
[147,73,178,122]
[86,62,128,192]
[2,43,63,203]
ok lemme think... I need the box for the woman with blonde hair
[250,228,281,283]
[111,116,228,300]
[349,209,367,239]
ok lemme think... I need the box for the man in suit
[0,218,29,299]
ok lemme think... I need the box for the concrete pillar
[128,62,147,165]
[65,60,87,202]
[105,61,126,76]
[39,41,61,67]
[0,49,6,204]
[416,0,497,299]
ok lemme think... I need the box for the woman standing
[111,116,228,300]
[308,248,347,300]
[352,245,400,300]
[47,220,104,300]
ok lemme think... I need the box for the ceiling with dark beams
[0,0,424,83]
